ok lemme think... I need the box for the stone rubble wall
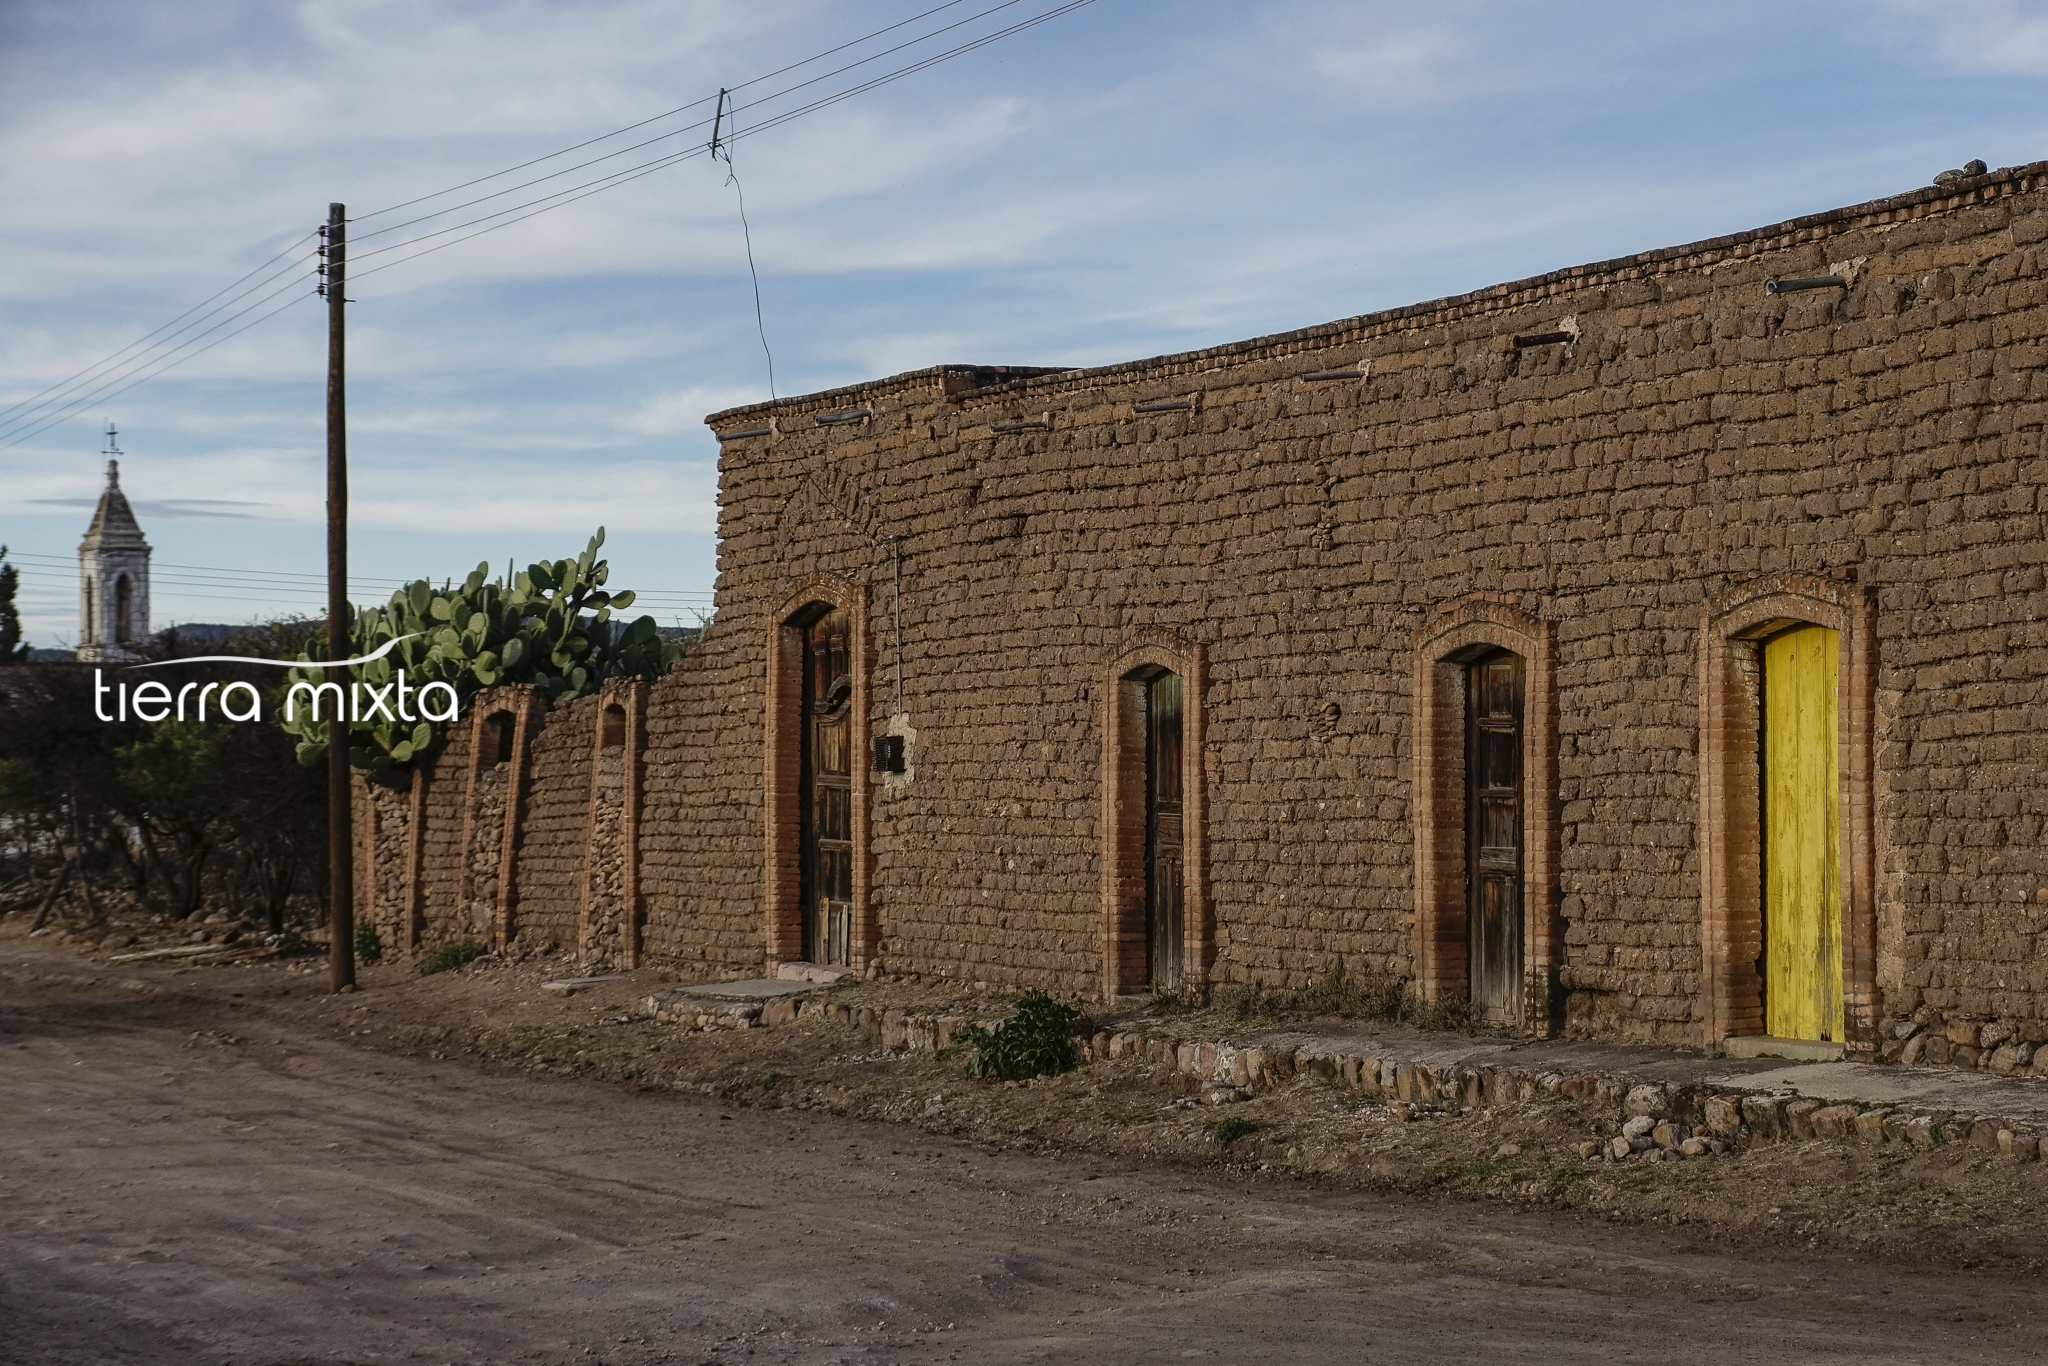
[715,1000,2047,1162]
[465,765,507,942]
[366,782,410,953]
[585,747,628,963]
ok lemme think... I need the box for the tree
[0,545,28,662]
[0,619,326,930]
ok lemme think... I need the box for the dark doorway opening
[800,607,853,967]
[1145,670,1184,992]
[1466,649,1524,1023]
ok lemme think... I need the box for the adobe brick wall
[508,691,593,953]
[415,723,470,950]
[638,630,765,973]
[370,163,2048,1048]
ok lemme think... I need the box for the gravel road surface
[4,974,2043,1364]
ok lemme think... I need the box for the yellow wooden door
[1764,624,1842,1041]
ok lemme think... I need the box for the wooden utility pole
[323,201,356,992]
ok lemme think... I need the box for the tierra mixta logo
[93,634,459,724]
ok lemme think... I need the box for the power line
[6,551,714,598]
[4,0,1103,445]
[348,0,1100,285]
[348,1,1037,252]
[0,231,317,428]
[0,266,320,455]
[4,6,1024,447]
[0,249,321,446]
[351,0,992,224]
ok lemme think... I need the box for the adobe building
[362,160,2048,1060]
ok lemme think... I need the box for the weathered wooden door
[1146,670,1185,991]
[1466,651,1523,1023]
[1763,623,1841,1040]
[800,608,853,966]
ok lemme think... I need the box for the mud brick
[362,165,2048,1053]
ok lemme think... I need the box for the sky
[4,0,2047,649]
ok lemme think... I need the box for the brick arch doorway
[799,605,855,967]
[1464,647,1525,1024]
[1127,665,1186,991]
[1412,597,1558,1035]
[765,580,871,975]
[1102,634,1209,1001]
[1699,578,1875,1050]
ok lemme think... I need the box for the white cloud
[1311,27,1470,101]
[620,383,768,433]
[4,0,2046,651]
[1875,0,2048,75]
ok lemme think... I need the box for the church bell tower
[77,425,152,663]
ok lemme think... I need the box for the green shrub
[1212,1116,1254,1146]
[960,990,1082,1082]
[418,941,485,976]
[353,922,382,963]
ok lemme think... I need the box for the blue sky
[4,0,2047,648]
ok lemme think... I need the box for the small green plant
[1212,1116,1254,1146]
[418,941,486,976]
[353,922,383,963]
[961,990,1082,1081]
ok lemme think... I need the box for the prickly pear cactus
[280,528,686,781]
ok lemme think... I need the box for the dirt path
[3,969,2044,1365]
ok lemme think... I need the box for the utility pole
[322,201,356,993]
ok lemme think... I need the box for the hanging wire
[1,0,1104,446]
[710,92,777,402]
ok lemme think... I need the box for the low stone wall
[683,997,2048,1162]
[1885,1011,2048,1078]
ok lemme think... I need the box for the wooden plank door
[1763,623,1841,1040]
[1467,652,1523,1023]
[801,608,853,966]
[1146,671,1185,992]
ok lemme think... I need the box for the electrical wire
[0,271,320,455]
[0,231,317,427]
[4,0,1103,446]
[351,0,992,224]
[348,0,1099,284]
[7,551,714,599]
[348,1,1037,249]
[3,4,1039,445]
[0,248,321,444]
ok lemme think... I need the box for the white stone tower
[77,425,151,662]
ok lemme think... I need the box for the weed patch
[1212,1116,1254,1146]
[418,942,485,976]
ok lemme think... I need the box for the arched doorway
[1102,634,1209,1001]
[1698,577,1874,1051]
[1465,648,1524,1024]
[1141,668,1185,991]
[1411,597,1558,1035]
[1761,622,1842,1041]
[800,606,854,967]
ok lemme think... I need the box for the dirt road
[4,972,2044,1365]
